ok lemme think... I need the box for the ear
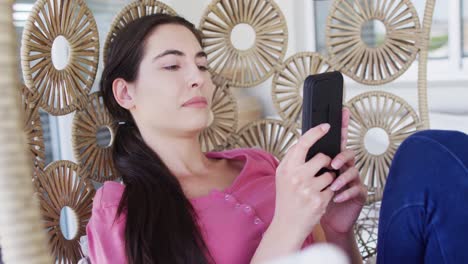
[112,78,135,110]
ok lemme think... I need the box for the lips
[182,96,208,107]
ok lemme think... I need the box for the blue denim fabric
[377,130,468,264]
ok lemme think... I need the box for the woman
[86,14,366,264]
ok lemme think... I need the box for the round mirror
[40,111,55,166]
[51,35,71,70]
[361,19,387,47]
[59,206,78,240]
[364,127,390,155]
[230,23,256,50]
[96,126,112,148]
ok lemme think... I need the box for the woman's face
[128,24,215,136]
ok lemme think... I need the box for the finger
[341,108,350,152]
[330,166,359,192]
[302,153,332,178]
[299,186,334,210]
[289,123,330,166]
[331,149,355,170]
[333,184,366,203]
[305,171,335,192]
[281,143,297,164]
[320,187,335,204]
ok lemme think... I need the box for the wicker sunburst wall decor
[345,91,421,192]
[233,119,299,160]
[36,161,95,263]
[272,52,333,125]
[199,0,288,87]
[199,82,238,152]
[417,0,436,129]
[21,84,46,170]
[10,0,439,262]
[326,0,421,85]
[72,92,118,183]
[21,0,100,115]
[103,0,177,64]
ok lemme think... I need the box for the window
[423,1,449,59]
[313,0,332,56]
[39,110,54,165]
[314,0,449,59]
[312,0,467,81]
[464,0,468,56]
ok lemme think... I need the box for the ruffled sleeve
[248,147,280,169]
[86,182,127,264]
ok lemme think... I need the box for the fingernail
[321,123,330,132]
[331,159,343,169]
[330,179,342,191]
[334,194,344,203]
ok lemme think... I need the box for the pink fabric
[86,147,314,264]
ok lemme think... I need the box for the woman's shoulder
[215,147,279,166]
[235,147,280,169]
[92,181,125,210]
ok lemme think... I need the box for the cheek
[138,72,183,104]
[206,80,216,102]
[140,87,179,111]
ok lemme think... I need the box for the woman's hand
[320,108,367,236]
[253,109,366,264]
[272,123,337,243]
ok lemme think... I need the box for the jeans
[377,130,468,263]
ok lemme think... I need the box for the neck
[138,125,217,180]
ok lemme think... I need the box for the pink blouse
[86,147,315,264]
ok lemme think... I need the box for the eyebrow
[152,49,207,62]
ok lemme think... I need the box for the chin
[192,110,213,127]
[176,110,212,132]
[184,118,211,133]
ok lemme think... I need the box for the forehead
[144,24,202,55]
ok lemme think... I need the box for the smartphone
[302,71,343,176]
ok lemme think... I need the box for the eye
[198,65,209,71]
[163,65,180,71]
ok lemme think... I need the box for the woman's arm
[86,205,127,264]
[324,230,362,264]
[86,207,127,264]
[250,221,362,264]
[250,218,307,264]
[85,182,127,263]
[251,221,362,264]
[249,125,338,263]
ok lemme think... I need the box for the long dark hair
[100,14,213,264]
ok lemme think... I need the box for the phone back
[302,71,343,163]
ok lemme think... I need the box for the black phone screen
[302,71,343,174]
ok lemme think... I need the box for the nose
[188,64,205,89]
